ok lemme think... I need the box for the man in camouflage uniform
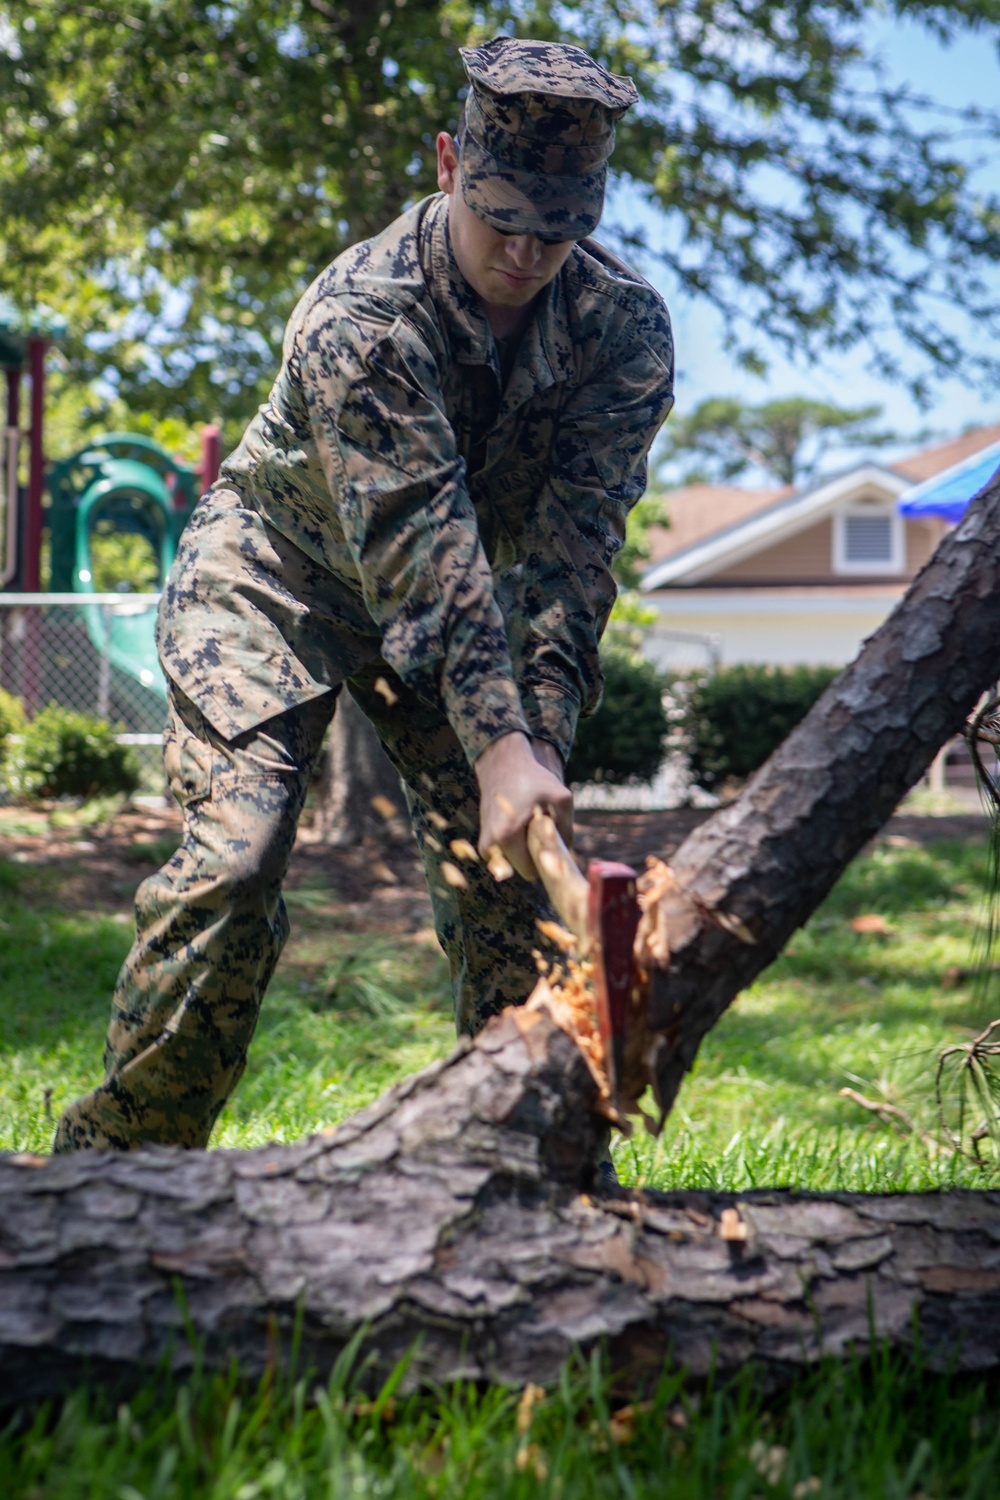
[54,37,675,1152]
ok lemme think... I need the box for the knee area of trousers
[168,820,291,901]
[217,827,291,895]
[200,777,301,889]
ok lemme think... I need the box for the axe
[525,807,641,1114]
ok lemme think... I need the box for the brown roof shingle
[892,423,1000,483]
[646,483,792,563]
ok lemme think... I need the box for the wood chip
[711,909,757,945]
[370,859,399,885]
[440,861,468,890]
[370,794,399,821]
[486,845,514,882]
[719,1207,748,1242]
[609,1401,652,1445]
[427,810,448,831]
[449,838,479,863]
[424,834,442,853]
[536,918,577,952]
[637,857,677,908]
[516,1383,546,1436]
[373,676,398,706]
[851,913,890,934]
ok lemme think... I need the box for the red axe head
[587,860,640,1113]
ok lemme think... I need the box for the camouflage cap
[457,38,638,241]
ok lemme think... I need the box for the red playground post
[200,424,221,495]
[23,335,47,593]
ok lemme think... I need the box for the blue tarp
[898,439,1000,523]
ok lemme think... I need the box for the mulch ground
[0,799,990,927]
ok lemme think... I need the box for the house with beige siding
[637,425,1000,673]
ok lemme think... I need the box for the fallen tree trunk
[3,470,1000,1406]
[3,1001,1000,1406]
[647,464,1000,1117]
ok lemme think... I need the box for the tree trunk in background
[315,689,410,846]
[3,1001,1000,1406]
[311,199,416,851]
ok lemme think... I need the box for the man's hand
[475,731,573,881]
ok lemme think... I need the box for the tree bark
[3,1000,1000,1407]
[646,463,1000,1118]
[315,689,410,847]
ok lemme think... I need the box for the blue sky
[613,16,1000,464]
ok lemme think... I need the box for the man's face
[436,132,575,313]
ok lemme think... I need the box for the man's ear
[436,131,459,194]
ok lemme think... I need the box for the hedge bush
[5,704,140,801]
[678,663,840,791]
[566,648,669,786]
[0,689,25,762]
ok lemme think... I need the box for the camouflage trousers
[53,662,556,1152]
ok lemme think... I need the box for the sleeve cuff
[443,673,533,766]
[517,682,581,766]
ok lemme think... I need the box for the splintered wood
[634,857,681,968]
[525,854,708,1131]
[530,875,662,1131]
[528,964,611,1111]
[527,959,653,1129]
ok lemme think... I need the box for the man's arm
[509,306,675,761]
[296,303,533,767]
[297,303,572,873]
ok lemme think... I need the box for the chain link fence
[0,594,167,792]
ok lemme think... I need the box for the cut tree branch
[645,463,1000,1119]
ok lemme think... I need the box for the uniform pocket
[162,701,213,808]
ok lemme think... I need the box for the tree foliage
[612,490,668,589]
[657,396,900,488]
[2,0,999,446]
[89,524,161,593]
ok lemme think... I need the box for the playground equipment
[0,300,65,591]
[46,433,205,705]
[1,301,221,727]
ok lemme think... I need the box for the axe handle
[526,807,591,955]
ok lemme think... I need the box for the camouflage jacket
[157,193,674,763]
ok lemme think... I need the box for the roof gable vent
[834,503,903,575]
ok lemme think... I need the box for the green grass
[620,837,1000,1194]
[0,869,455,1154]
[3,833,1000,1493]
[3,1341,1000,1498]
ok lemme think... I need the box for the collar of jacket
[421,193,577,409]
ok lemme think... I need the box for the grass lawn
[1,820,1000,1495]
